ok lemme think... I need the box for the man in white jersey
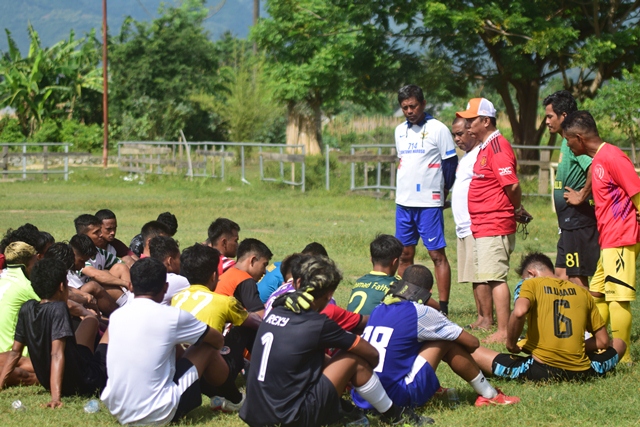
[450,117,488,329]
[395,84,458,316]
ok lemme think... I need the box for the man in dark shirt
[240,256,432,427]
[0,258,108,407]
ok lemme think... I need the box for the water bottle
[11,400,26,411]
[446,388,460,408]
[84,399,100,413]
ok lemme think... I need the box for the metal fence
[1,143,72,181]
[117,141,306,191]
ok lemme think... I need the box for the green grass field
[1,166,639,426]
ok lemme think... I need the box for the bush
[60,121,103,152]
[0,118,26,143]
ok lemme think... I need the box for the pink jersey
[591,143,640,248]
[468,131,519,238]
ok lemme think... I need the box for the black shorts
[556,226,600,276]
[171,358,202,422]
[492,347,619,381]
[286,375,342,427]
[74,343,108,396]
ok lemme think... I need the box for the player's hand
[273,288,315,313]
[515,206,533,224]
[45,400,63,409]
[443,200,451,209]
[563,186,584,206]
[506,342,522,354]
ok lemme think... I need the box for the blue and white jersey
[352,300,462,407]
[395,117,457,208]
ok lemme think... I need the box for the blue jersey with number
[352,300,462,408]
[257,262,283,303]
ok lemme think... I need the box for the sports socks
[609,300,632,363]
[594,296,610,325]
[468,372,497,399]
[439,301,449,316]
[354,373,393,414]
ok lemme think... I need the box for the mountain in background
[0,0,256,53]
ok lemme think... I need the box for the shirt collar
[406,112,434,128]
[479,130,501,150]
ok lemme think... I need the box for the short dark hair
[280,253,305,279]
[452,116,466,126]
[149,236,180,261]
[95,209,116,221]
[370,234,403,267]
[0,223,46,254]
[301,242,328,257]
[516,252,555,276]
[207,218,240,245]
[293,255,342,299]
[30,258,68,299]
[180,244,220,285]
[543,90,577,117]
[40,231,55,247]
[402,265,434,291]
[237,238,273,261]
[157,212,178,236]
[141,221,171,244]
[398,84,424,104]
[561,110,599,137]
[74,214,102,234]
[130,257,167,296]
[69,234,98,258]
[44,242,75,270]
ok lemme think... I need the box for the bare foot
[466,321,493,331]
[483,331,507,344]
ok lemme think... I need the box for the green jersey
[553,138,597,230]
[347,271,397,315]
[0,267,39,355]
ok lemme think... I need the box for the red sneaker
[474,388,520,407]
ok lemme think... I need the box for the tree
[109,0,225,141]
[393,0,640,149]
[253,0,407,154]
[0,25,103,137]
[587,66,640,164]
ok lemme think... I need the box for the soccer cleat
[474,388,520,407]
[381,407,435,426]
[210,392,245,412]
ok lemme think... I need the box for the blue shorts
[395,205,446,251]
[352,356,440,409]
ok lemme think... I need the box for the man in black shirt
[0,258,108,408]
[240,256,432,427]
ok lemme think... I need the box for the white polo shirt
[395,118,457,207]
[451,145,480,238]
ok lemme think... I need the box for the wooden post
[43,146,48,181]
[538,149,551,195]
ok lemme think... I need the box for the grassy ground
[1,166,639,426]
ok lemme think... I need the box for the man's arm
[506,297,530,353]
[442,156,458,201]
[351,314,369,335]
[454,330,480,353]
[585,326,610,353]
[564,165,592,205]
[47,338,66,408]
[503,182,522,211]
[81,266,129,288]
[199,326,224,350]
[347,336,379,369]
[241,312,262,330]
[0,341,25,390]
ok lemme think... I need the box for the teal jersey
[553,138,597,230]
[347,272,396,315]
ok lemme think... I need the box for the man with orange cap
[456,98,531,343]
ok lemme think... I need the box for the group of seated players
[0,211,627,426]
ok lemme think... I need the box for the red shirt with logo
[591,143,640,249]
[468,131,519,238]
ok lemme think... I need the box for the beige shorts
[457,235,476,283]
[474,234,516,283]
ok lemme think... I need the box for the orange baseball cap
[456,98,497,118]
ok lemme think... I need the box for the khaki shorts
[474,234,516,283]
[457,235,476,283]
[590,243,640,302]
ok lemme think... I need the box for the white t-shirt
[67,270,89,289]
[86,247,120,271]
[161,273,190,305]
[100,298,207,425]
[451,145,480,238]
[395,118,457,207]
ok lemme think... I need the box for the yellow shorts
[590,243,640,301]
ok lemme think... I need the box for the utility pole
[102,0,109,168]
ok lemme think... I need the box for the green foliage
[109,1,225,142]
[23,118,102,151]
[0,117,25,142]
[586,66,640,146]
[0,25,103,137]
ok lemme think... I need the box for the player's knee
[110,262,129,276]
[612,338,627,357]
[429,249,447,265]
